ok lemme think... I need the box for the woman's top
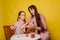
[28,14,47,34]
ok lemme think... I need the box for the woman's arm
[40,15,47,29]
[28,17,41,30]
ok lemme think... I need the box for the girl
[10,11,27,35]
[28,5,50,40]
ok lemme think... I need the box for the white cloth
[10,34,40,40]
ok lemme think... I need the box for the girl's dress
[15,22,25,34]
[10,21,26,40]
[12,21,25,35]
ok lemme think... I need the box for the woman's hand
[35,27,41,31]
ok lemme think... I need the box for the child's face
[19,12,26,20]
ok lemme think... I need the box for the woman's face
[19,12,26,20]
[29,8,35,16]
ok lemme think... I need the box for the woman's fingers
[36,27,41,30]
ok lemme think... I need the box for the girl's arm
[27,17,35,29]
[10,23,17,30]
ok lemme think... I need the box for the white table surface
[10,34,40,40]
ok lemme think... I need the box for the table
[10,34,40,40]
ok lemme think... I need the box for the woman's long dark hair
[17,11,26,23]
[28,5,45,33]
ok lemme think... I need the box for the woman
[28,5,50,40]
[10,11,27,35]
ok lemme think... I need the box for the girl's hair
[17,11,26,23]
[28,5,45,32]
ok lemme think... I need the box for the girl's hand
[10,25,16,30]
[23,28,26,33]
[23,23,33,28]
[22,22,29,28]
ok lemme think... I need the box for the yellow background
[0,0,60,40]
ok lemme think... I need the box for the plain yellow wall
[0,0,6,40]
[0,0,60,40]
